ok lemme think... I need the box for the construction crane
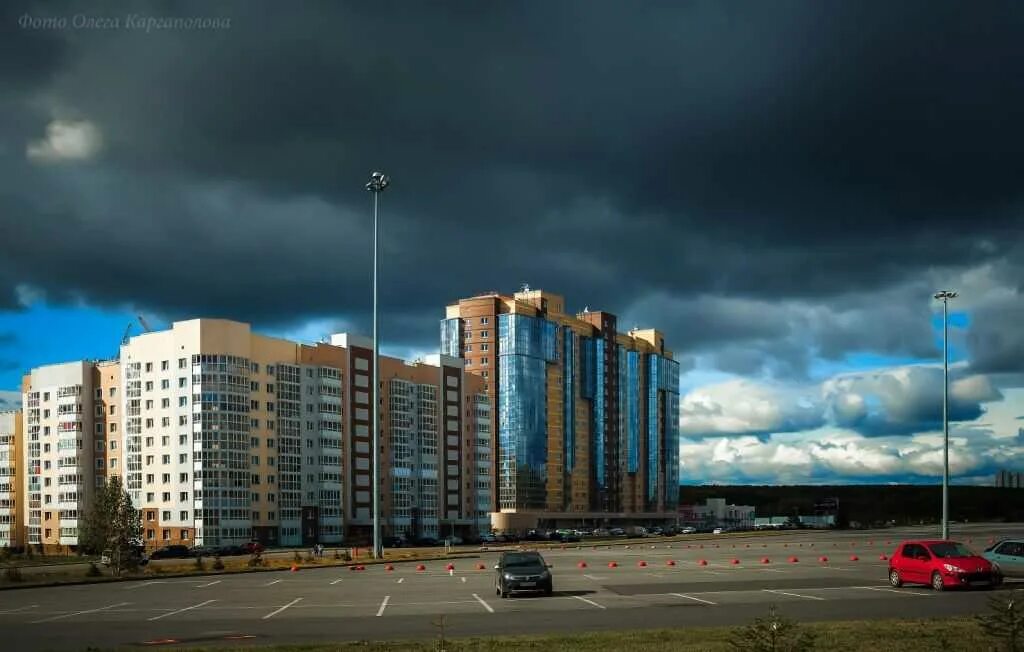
[137,315,153,333]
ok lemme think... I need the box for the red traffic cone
[698,559,708,566]
[577,561,588,569]
[788,556,799,563]
[666,560,676,566]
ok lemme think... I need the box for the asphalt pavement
[2,523,1021,650]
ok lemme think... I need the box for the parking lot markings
[262,598,302,620]
[397,578,405,584]
[124,581,165,590]
[32,602,130,623]
[0,605,37,614]
[330,578,343,585]
[472,593,495,613]
[197,580,221,588]
[264,579,282,587]
[670,593,717,605]
[763,589,825,601]
[461,577,467,583]
[855,586,932,597]
[376,595,390,617]
[148,599,215,621]
[572,595,606,610]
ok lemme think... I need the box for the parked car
[679,527,697,534]
[217,544,249,557]
[888,540,1001,591]
[712,527,725,535]
[609,528,626,537]
[243,541,265,555]
[414,536,441,547]
[383,536,407,548]
[480,533,498,544]
[148,544,192,560]
[983,539,1024,578]
[101,548,148,566]
[190,545,217,558]
[494,550,553,598]
[593,528,611,538]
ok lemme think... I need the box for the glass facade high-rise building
[442,287,681,532]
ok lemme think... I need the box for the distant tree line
[680,485,1024,528]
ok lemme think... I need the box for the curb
[0,553,481,592]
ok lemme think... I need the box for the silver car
[983,539,1024,578]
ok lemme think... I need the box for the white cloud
[26,119,102,163]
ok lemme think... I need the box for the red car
[888,540,1002,591]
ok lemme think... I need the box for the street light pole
[366,171,390,559]
[933,290,957,540]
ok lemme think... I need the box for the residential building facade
[996,469,1023,489]
[441,287,681,532]
[19,319,492,551]
[0,409,22,548]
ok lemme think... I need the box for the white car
[680,527,697,534]
[712,527,724,534]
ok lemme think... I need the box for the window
[145,362,153,372]
[267,439,275,448]
[161,417,170,427]
[146,455,154,465]
[147,529,154,540]
[481,317,489,324]
[161,379,170,390]
[179,492,188,502]
[162,455,170,464]
[110,422,117,433]
[179,453,187,464]
[110,440,117,450]
[162,510,171,521]
[267,365,275,376]
[162,473,170,483]
[179,473,189,482]
[181,530,189,540]
[162,492,171,502]
[481,343,489,351]
[162,435,169,446]
[146,399,154,409]
[178,377,187,388]
[465,344,472,352]
[178,358,187,369]
[267,384,275,393]
[252,511,260,521]
[481,357,489,366]
[145,418,154,428]
[266,402,275,412]
[110,458,118,468]
[146,511,155,521]
[180,511,188,521]
[481,330,489,338]
[178,397,187,407]
[161,398,170,408]
[109,405,116,415]
[109,387,116,397]
[179,415,188,426]
[252,456,260,465]
[251,400,259,410]
[161,360,169,371]
[145,381,153,391]
[251,419,259,429]
[146,474,154,483]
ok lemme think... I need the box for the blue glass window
[439,318,460,357]
[563,328,575,473]
[497,314,549,510]
[593,338,605,490]
[627,351,640,473]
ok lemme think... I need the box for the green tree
[78,476,142,576]
[977,589,1024,652]
[730,604,815,652]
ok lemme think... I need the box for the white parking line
[376,595,390,617]
[148,599,216,621]
[572,595,606,609]
[124,580,165,590]
[670,593,717,605]
[262,598,302,620]
[763,589,825,601]
[583,574,605,581]
[197,580,221,588]
[32,602,130,623]
[330,578,343,585]
[856,586,932,597]
[0,605,37,614]
[397,577,405,584]
[264,579,282,587]
[472,593,495,613]
[461,577,467,583]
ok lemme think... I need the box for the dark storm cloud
[0,0,1022,358]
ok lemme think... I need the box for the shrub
[0,545,10,562]
[304,552,315,563]
[194,556,206,571]
[333,549,341,560]
[730,604,815,652]
[3,566,23,583]
[86,562,102,577]
[248,553,264,568]
[212,555,225,571]
[293,551,302,563]
[977,588,1024,652]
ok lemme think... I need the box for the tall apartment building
[442,287,681,532]
[996,468,1023,489]
[21,362,101,550]
[0,410,23,548]
[20,319,491,551]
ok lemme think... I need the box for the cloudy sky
[1,1,1022,485]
